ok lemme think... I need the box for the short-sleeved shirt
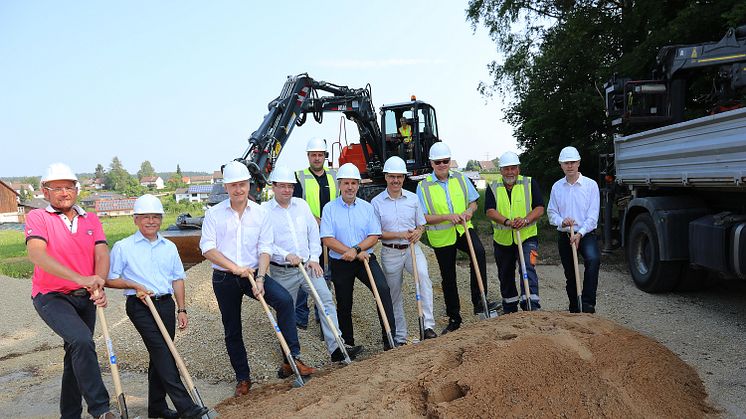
[319,197,381,259]
[25,206,107,296]
[416,170,480,214]
[293,170,332,217]
[109,230,185,296]
[371,189,426,246]
[484,178,545,213]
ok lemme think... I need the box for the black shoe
[296,322,308,330]
[473,300,500,315]
[395,341,409,347]
[520,301,541,311]
[345,344,363,359]
[181,406,210,419]
[423,328,438,339]
[148,408,179,419]
[582,303,596,314]
[331,345,361,362]
[331,348,346,362]
[441,319,461,335]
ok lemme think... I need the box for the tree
[105,156,137,192]
[465,159,481,171]
[137,160,156,179]
[176,164,182,177]
[94,164,105,180]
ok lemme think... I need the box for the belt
[382,242,409,249]
[128,293,172,300]
[69,288,89,297]
[270,261,293,268]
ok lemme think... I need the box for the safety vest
[419,171,472,248]
[295,168,337,218]
[399,125,412,143]
[489,175,537,246]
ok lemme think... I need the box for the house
[175,185,212,203]
[139,176,165,190]
[478,160,497,172]
[449,160,459,170]
[18,198,49,223]
[94,198,137,217]
[189,175,213,184]
[461,171,486,190]
[80,192,125,208]
[0,180,21,223]
[212,170,223,183]
[82,178,106,190]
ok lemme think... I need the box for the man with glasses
[25,163,116,419]
[547,146,601,313]
[417,143,499,335]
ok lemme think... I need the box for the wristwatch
[177,308,187,314]
[256,275,265,281]
[503,218,510,226]
[352,245,362,254]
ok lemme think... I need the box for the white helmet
[306,137,327,153]
[383,156,407,174]
[41,162,78,185]
[134,194,165,214]
[498,151,520,168]
[336,163,361,180]
[222,161,250,184]
[558,146,581,162]
[268,165,297,184]
[428,142,451,160]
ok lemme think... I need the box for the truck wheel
[626,213,682,292]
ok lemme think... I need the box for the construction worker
[320,163,398,350]
[262,166,363,362]
[547,146,601,313]
[417,142,499,334]
[293,137,337,330]
[200,161,315,397]
[399,116,413,160]
[485,152,545,313]
[106,195,208,419]
[372,156,438,344]
[25,163,116,419]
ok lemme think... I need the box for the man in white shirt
[262,166,362,363]
[547,146,601,313]
[199,161,315,397]
[371,157,437,344]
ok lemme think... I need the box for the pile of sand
[216,312,714,418]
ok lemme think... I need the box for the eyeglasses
[44,186,77,193]
[432,159,450,166]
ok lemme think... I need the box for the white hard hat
[268,165,297,184]
[134,194,164,214]
[428,142,451,160]
[558,146,582,162]
[41,162,78,185]
[383,156,407,174]
[336,163,361,180]
[498,151,520,168]
[306,137,327,153]
[222,161,250,184]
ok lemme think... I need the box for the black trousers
[432,228,489,323]
[125,296,198,414]
[330,254,396,348]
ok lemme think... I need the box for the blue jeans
[557,232,600,310]
[493,237,541,313]
[211,270,299,382]
[32,291,111,419]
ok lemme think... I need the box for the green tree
[176,164,182,176]
[105,156,137,192]
[465,159,481,171]
[94,164,105,179]
[137,160,156,179]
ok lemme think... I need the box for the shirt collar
[384,189,406,200]
[46,204,86,216]
[133,229,163,244]
[431,170,453,182]
[563,173,585,186]
[269,197,295,209]
[339,196,357,208]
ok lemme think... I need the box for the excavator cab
[380,98,440,175]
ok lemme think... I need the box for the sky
[0,1,518,178]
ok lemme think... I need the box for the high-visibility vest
[399,125,412,143]
[419,171,472,248]
[295,168,337,218]
[489,175,538,245]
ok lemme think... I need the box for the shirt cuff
[200,241,216,255]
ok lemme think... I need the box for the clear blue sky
[0,1,517,178]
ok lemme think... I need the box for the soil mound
[215,312,714,418]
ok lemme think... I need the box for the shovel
[143,295,219,419]
[93,290,129,419]
[515,230,533,311]
[461,220,498,319]
[362,258,396,349]
[323,245,331,282]
[297,264,352,364]
[245,272,306,388]
[409,246,426,342]
[569,225,583,311]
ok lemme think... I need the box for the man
[547,146,601,313]
[199,161,314,397]
[293,137,337,330]
[399,116,413,160]
[320,163,397,350]
[485,152,545,313]
[107,194,208,419]
[262,166,362,362]
[417,142,499,334]
[25,163,116,419]
[371,156,437,344]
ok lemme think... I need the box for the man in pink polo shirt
[26,163,116,419]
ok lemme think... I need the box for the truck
[601,26,746,292]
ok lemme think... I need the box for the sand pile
[215,312,714,418]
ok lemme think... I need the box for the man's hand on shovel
[285,254,302,266]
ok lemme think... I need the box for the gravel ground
[2,239,746,418]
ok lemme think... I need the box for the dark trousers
[211,270,298,381]
[432,228,488,323]
[557,232,601,310]
[125,296,198,414]
[32,291,110,419]
[329,254,396,348]
[494,237,541,312]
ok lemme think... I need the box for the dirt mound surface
[216,312,714,418]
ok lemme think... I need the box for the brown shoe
[234,379,251,397]
[278,357,316,378]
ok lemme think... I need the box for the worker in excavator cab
[399,116,414,161]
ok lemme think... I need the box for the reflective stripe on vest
[399,125,412,143]
[295,168,337,218]
[489,175,537,245]
[420,171,472,248]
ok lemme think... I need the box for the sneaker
[441,319,461,335]
[473,300,500,315]
[423,328,438,339]
[278,357,316,378]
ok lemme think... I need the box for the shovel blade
[203,409,220,419]
[478,309,500,320]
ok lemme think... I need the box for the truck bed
[614,108,746,188]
